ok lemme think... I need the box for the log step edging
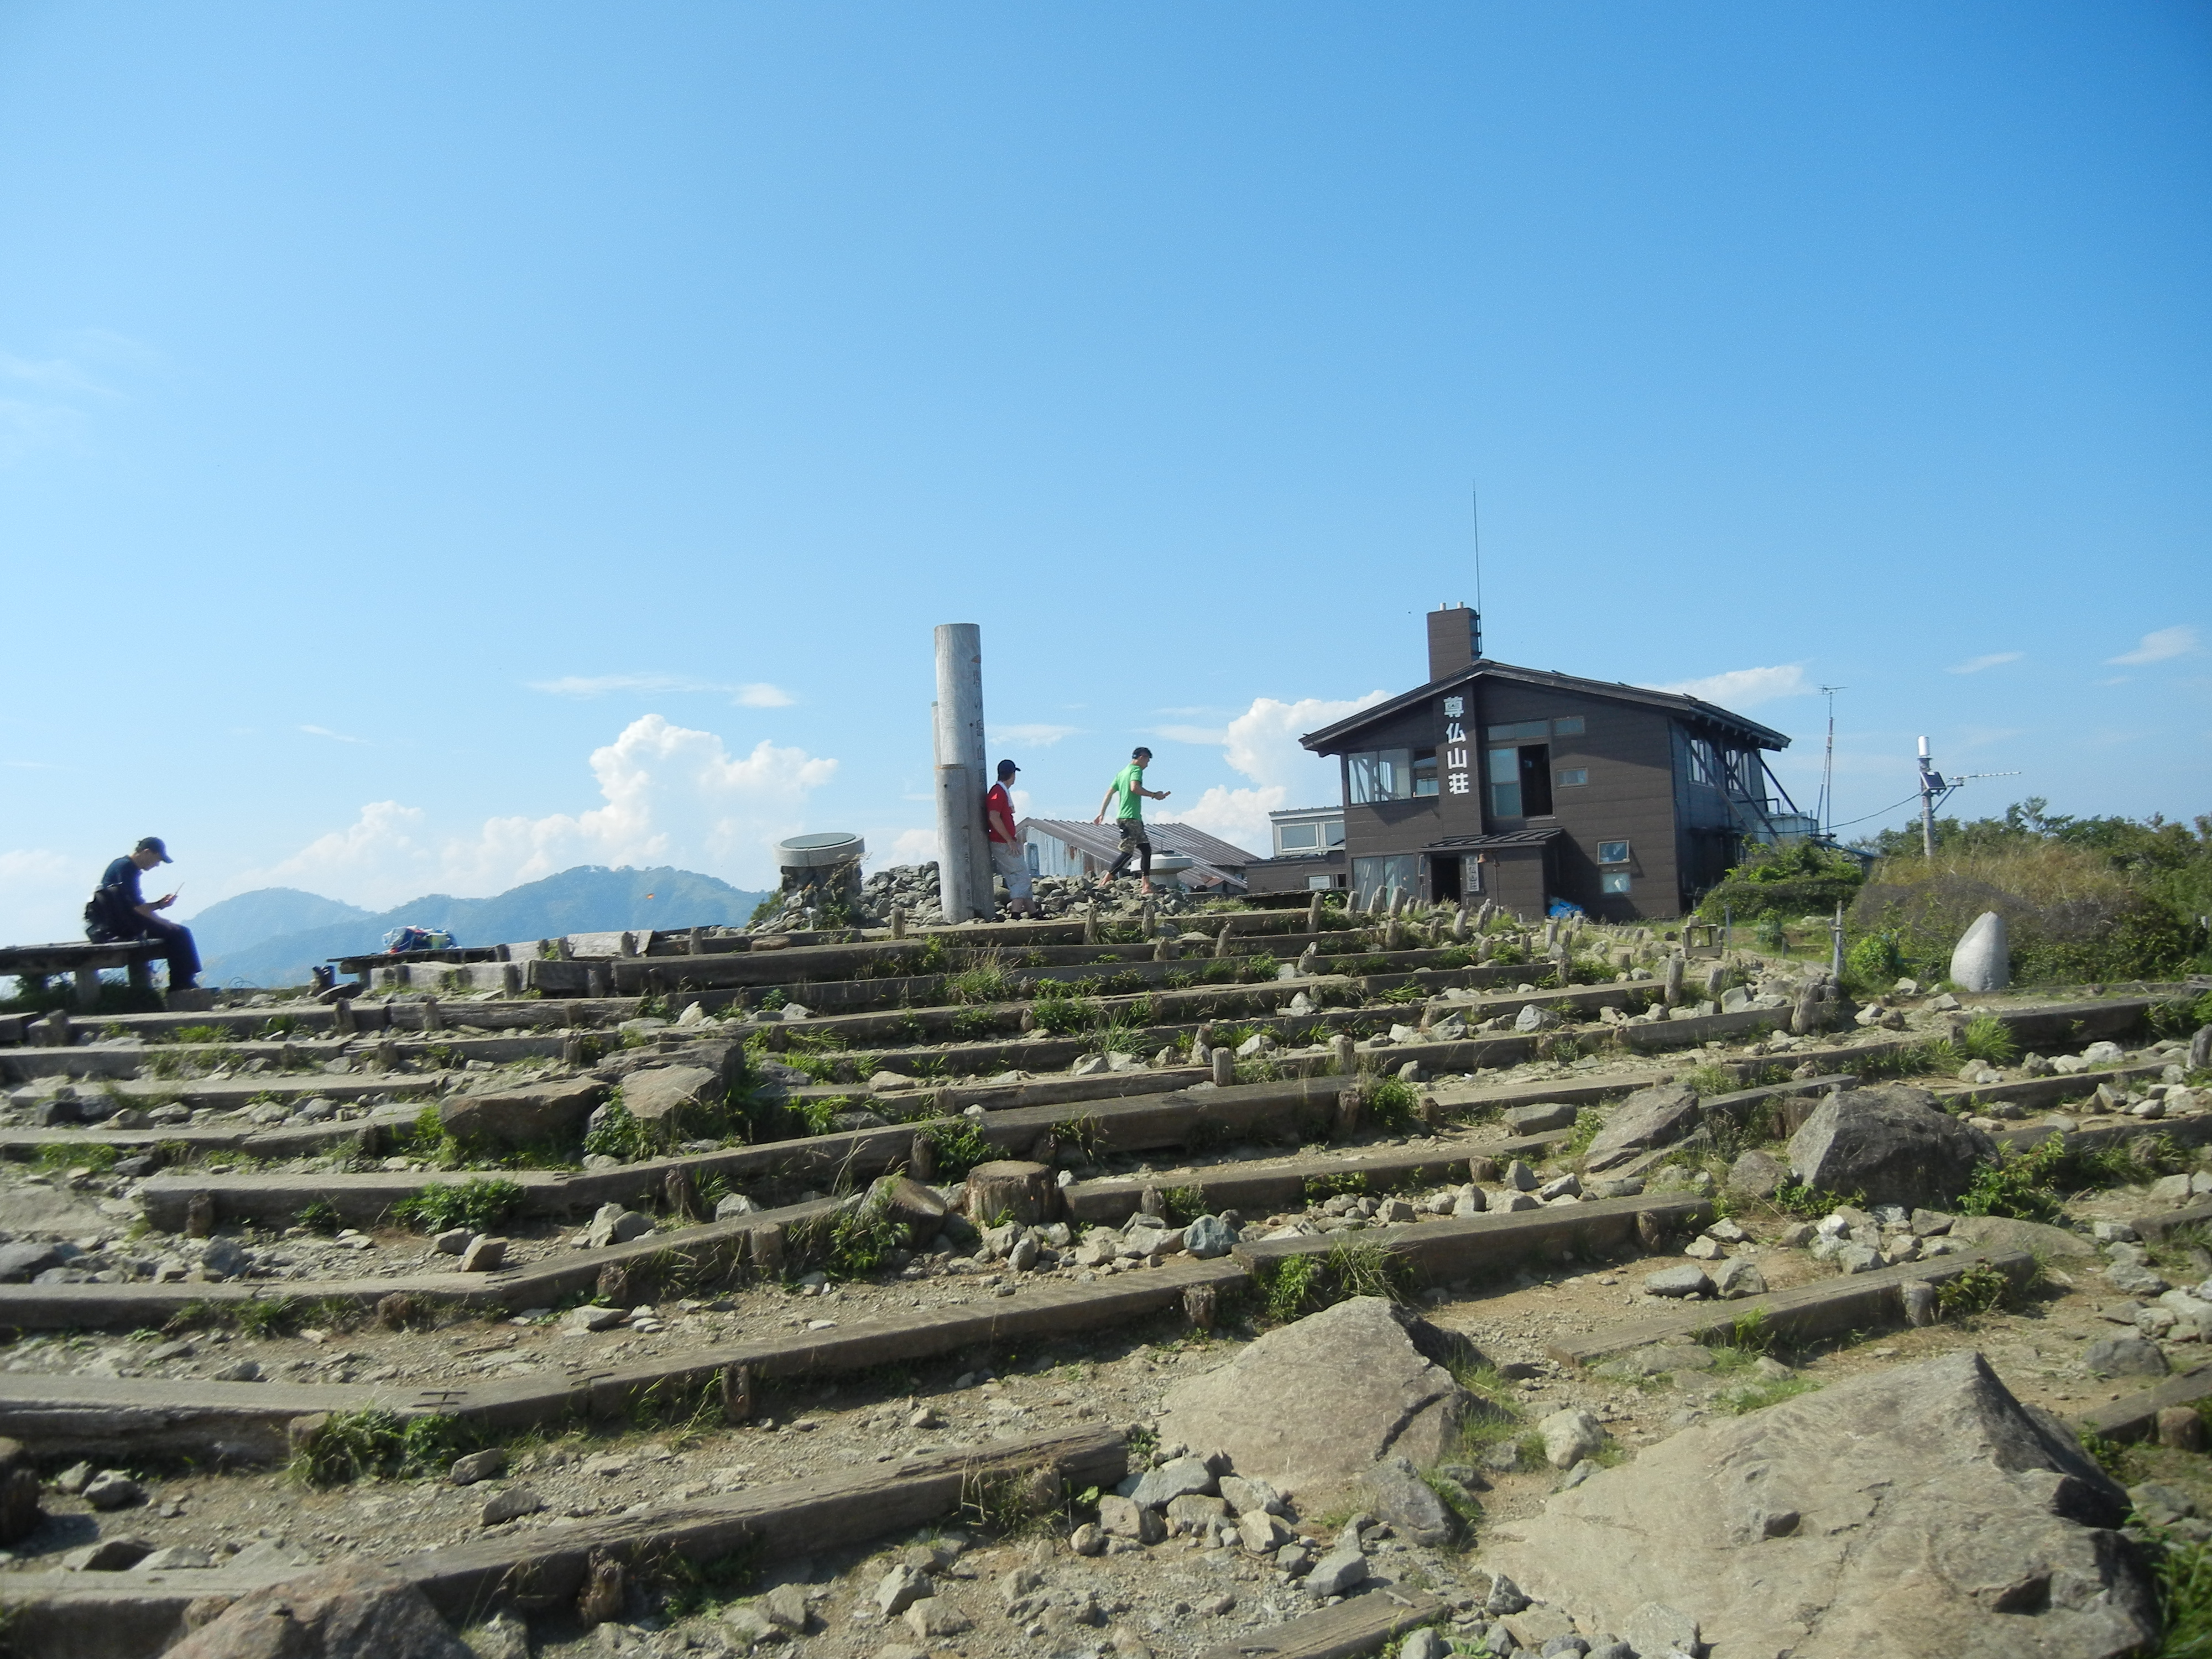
[1545,1247,2038,1367]
[0,1426,1129,1659]
[2075,1363,2212,1443]
[1193,1584,1448,1659]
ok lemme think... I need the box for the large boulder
[1952,911,2010,993]
[1158,1297,1475,1500]
[1582,1083,1702,1173]
[619,1065,723,1125]
[1482,1350,2155,1658]
[439,1077,606,1151]
[1786,1086,1997,1210]
[164,1561,474,1658]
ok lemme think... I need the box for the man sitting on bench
[87,837,201,992]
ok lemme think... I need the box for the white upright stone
[1949,911,2009,993]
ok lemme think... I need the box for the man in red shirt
[985,759,1040,919]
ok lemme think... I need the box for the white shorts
[990,839,1034,900]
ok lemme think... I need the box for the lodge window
[1556,768,1588,787]
[1687,737,1720,788]
[1279,822,1320,851]
[1553,716,1585,737]
[1489,743,1553,818]
[1597,839,1630,864]
[1352,854,1418,910]
[1412,749,1439,796]
[1348,749,1414,804]
[1601,871,1632,894]
[1488,716,1583,742]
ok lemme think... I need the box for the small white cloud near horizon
[529,674,796,707]
[994,723,1079,748]
[1656,664,1812,709]
[299,724,367,744]
[2107,625,2199,667]
[1948,651,2024,676]
[234,714,836,909]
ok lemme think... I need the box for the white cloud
[994,723,1079,748]
[239,715,837,907]
[880,828,938,869]
[299,724,367,744]
[1157,691,1389,853]
[2107,625,2199,666]
[0,849,83,947]
[1947,651,2023,676]
[529,674,796,707]
[1656,664,1811,709]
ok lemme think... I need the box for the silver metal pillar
[933,624,992,920]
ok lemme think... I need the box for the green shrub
[293,1408,477,1486]
[1958,1015,2020,1065]
[1698,841,1867,925]
[392,1176,526,1234]
[298,1196,341,1235]
[923,1118,994,1181]
[1364,1075,1421,1133]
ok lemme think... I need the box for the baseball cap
[997,759,1020,780]
[136,837,173,863]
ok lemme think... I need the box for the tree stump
[1183,1283,1218,1332]
[185,1193,215,1238]
[883,1175,950,1245]
[909,1131,937,1184]
[965,1161,1055,1226]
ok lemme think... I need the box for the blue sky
[1,3,2205,940]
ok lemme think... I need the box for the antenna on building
[1469,481,1485,649]
[1816,685,1845,836]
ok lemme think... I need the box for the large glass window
[1412,749,1439,796]
[1348,749,1413,804]
[1601,871,1632,894]
[1687,737,1719,787]
[1597,839,1630,865]
[1552,716,1585,737]
[1352,854,1418,910]
[1277,822,1319,851]
[1487,720,1548,743]
[1486,746,1521,818]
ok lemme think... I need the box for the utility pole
[932,624,993,921]
[1917,737,1943,859]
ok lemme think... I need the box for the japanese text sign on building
[1442,697,1470,797]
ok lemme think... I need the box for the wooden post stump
[1663,956,1684,1007]
[596,1262,632,1305]
[1213,926,1232,959]
[1183,1283,1218,1332]
[964,1160,1055,1226]
[1452,905,1469,943]
[1139,1185,1165,1219]
[71,966,100,1010]
[185,1192,215,1238]
[1331,1034,1357,1076]
[664,1166,696,1222]
[910,1131,937,1183]
[1703,964,1726,1001]
[1211,1049,1235,1087]
[890,907,907,940]
[720,1362,755,1423]
[753,1222,786,1277]
[1791,981,1828,1037]
[36,1010,69,1048]
[1306,892,1324,934]
[1468,1155,1500,1182]
[2189,1025,2210,1072]
[421,997,443,1032]
[1082,908,1099,946]
[1335,1086,1363,1138]
[1635,1212,1666,1253]
[332,998,356,1037]
[587,965,611,999]
[687,927,704,956]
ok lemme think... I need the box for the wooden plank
[2126,1199,2212,1241]
[2076,1364,2212,1443]
[0,1427,1129,1659]
[1547,1248,2036,1367]
[1234,1194,1713,1284]
[1194,1587,1447,1659]
[0,1374,415,1463]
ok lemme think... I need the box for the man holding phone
[88,837,202,992]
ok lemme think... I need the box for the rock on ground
[164,1561,474,1659]
[437,1077,604,1151]
[1481,1349,2156,1658]
[1785,1086,1998,1211]
[1158,1296,1475,1500]
[1583,1083,1702,1173]
[618,1063,723,1124]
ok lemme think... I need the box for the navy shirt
[100,856,144,912]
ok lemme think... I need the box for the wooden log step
[1942,1061,2172,1115]
[1194,1585,1448,1659]
[2124,1198,2212,1241]
[2075,1363,2212,1443]
[0,1426,1129,1659]
[0,1374,417,1464]
[1061,1131,1575,1224]
[1232,1194,1715,1285]
[1996,1108,2212,1161]
[1546,1248,2037,1368]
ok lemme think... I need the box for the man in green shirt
[1092,746,1171,888]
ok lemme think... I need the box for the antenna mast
[1469,482,1484,627]
[1817,685,1844,836]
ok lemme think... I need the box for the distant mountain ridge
[195,865,771,988]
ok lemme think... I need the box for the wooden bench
[0,940,169,1009]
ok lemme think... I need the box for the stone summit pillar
[933,623,993,921]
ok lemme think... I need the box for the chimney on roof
[1426,603,1482,681]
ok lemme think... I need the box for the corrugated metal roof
[1422,828,1566,851]
[1019,818,1260,885]
[1300,660,1792,753]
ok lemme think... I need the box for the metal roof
[1019,818,1260,886]
[1300,660,1792,753]
[1421,828,1566,852]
